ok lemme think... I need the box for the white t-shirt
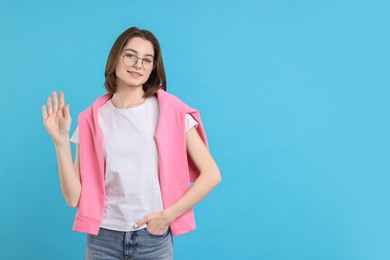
[70,95,198,231]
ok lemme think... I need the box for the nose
[133,58,143,69]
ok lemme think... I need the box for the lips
[128,70,143,77]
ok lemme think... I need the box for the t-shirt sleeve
[70,126,80,144]
[185,114,198,133]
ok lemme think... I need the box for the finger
[134,217,149,228]
[52,91,58,112]
[47,96,53,115]
[64,104,71,118]
[59,91,65,110]
[134,220,146,228]
[42,105,48,120]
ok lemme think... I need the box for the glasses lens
[123,54,136,67]
[122,54,156,70]
[142,58,155,71]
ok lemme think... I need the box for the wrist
[53,135,70,147]
[162,207,180,224]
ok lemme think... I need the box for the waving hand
[42,91,72,143]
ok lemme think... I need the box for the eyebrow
[123,48,154,58]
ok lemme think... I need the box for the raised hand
[42,91,72,144]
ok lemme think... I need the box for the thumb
[134,215,150,229]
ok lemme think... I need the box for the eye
[144,58,153,64]
[124,53,136,58]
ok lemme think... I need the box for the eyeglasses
[120,53,156,71]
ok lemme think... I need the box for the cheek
[115,66,125,77]
[143,71,153,81]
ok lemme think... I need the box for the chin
[126,81,146,88]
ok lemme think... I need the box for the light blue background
[1,0,389,259]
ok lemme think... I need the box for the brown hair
[104,27,167,97]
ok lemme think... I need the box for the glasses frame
[120,53,156,71]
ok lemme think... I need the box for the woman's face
[115,37,155,90]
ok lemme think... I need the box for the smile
[127,70,143,78]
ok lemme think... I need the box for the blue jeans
[85,227,174,260]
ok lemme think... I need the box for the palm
[45,109,71,139]
[42,91,72,143]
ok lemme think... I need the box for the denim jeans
[85,227,174,260]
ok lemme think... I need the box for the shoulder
[157,89,197,113]
[79,93,113,120]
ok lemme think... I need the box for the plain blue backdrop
[0,0,389,259]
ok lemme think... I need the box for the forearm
[163,168,221,223]
[136,128,221,231]
[54,137,81,208]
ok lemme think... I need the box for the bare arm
[136,126,222,234]
[42,91,81,208]
[54,141,81,207]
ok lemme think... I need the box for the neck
[111,85,146,109]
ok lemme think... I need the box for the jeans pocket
[143,227,170,237]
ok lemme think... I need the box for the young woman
[41,27,221,259]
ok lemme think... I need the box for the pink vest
[72,89,208,236]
